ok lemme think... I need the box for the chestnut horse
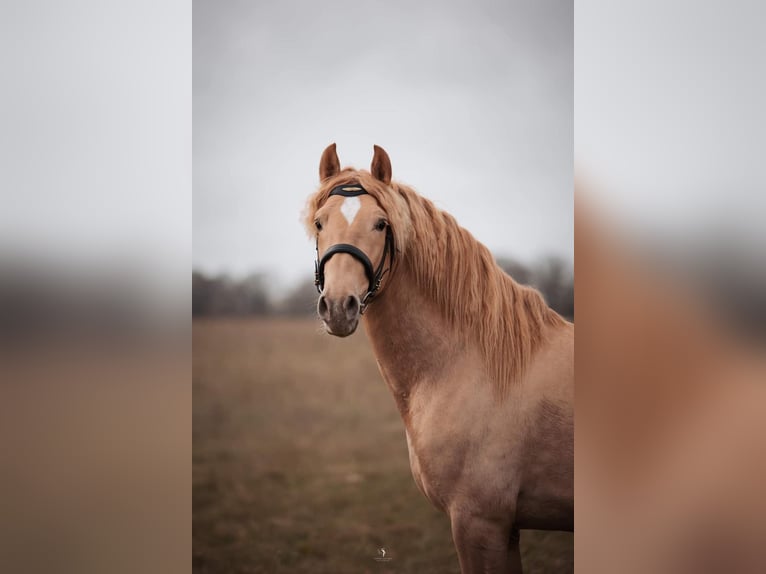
[304,144,573,573]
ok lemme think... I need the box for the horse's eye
[375,219,387,231]
[315,220,322,231]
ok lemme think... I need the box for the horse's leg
[508,527,522,573]
[450,511,521,574]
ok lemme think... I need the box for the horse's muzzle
[317,294,360,337]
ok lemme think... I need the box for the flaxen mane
[305,168,565,390]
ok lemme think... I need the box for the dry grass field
[193,318,573,573]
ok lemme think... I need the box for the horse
[304,143,573,573]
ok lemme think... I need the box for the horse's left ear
[371,145,392,184]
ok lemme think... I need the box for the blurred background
[576,1,766,573]
[193,0,573,573]
[1,1,190,574]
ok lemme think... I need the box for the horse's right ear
[371,145,392,184]
[319,143,340,182]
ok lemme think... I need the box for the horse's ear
[319,143,340,182]
[371,145,392,184]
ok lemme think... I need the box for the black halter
[314,184,395,313]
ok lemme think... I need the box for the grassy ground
[193,318,572,573]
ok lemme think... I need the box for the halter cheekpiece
[314,184,394,313]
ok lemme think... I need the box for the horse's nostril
[317,295,329,318]
[345,295,360,316]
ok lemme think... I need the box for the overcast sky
[576,0,766,253]
[193,0,572,287]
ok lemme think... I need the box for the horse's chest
[405,429,443,508]
[404,422,475,511]
[402,388,526,516]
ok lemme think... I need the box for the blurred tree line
[193,256,574,320]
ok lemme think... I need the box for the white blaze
[340,196,361,225]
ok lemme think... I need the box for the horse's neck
[362,262,464,414]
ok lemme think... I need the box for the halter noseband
[314,184,395,313]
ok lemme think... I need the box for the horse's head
[309,143,395,337]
